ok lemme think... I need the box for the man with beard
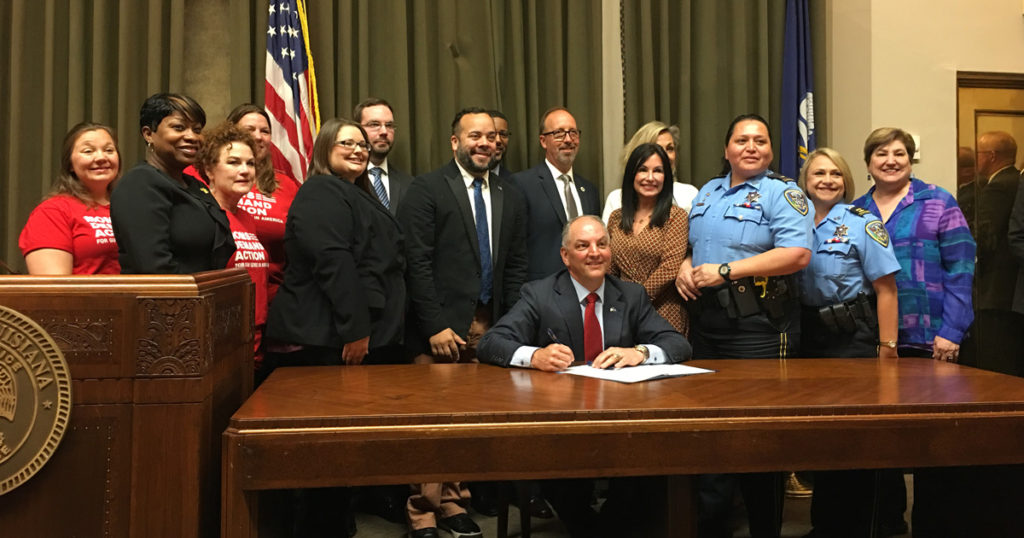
[354,97,414,215]
[397,108,528,537]
[510,107,601,281]
[489,109,513,180]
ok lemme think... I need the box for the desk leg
[222,434,259,538]
[666,475,697,538]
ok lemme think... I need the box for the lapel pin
[579,186,586,192]
[608,307,617,312]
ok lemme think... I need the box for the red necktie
[583,292,602,364]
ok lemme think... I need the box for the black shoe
[409,528,441,538]
[513,495,553,519]
[470,491,500,517]
[374,493,408,524]
[438,513,483,538]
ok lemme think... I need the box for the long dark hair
[719,113,771,176]
[619,143,674,232]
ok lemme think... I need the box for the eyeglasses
[362,121,396,132]
[541,128,581,141]
[497,130,511,139]
[335,139,370,152]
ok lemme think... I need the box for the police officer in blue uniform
[798,147,900,359]
[797,148,900,538]
[675,114,812,538]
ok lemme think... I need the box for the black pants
[541,476,663,538]
[691,302,798,538]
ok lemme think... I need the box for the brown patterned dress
[608,205,689,336]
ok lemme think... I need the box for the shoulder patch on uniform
[766,171,796,183]
[848,206,871,217]
[783,188,809,215]
[865,220,889,247]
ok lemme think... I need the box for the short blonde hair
[620,121,678,174]
[863,127,916,165]
[799,147,856,203]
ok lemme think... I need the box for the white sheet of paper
[561,363,715,383]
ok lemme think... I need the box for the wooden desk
[222,359,1024,537]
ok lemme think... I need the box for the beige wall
[827,0,1024,198]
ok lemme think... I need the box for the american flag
[265,0,319,184]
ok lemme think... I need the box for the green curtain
[245,0,605,180]
[621,0,787,188]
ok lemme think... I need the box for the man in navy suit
[398,107,529,538]
[509,107,601,282]
[354,97,414,215]
[477,216,691,537]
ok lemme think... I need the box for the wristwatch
[718,263,733,281]
[879,340,898,349]
[634,345,650,361]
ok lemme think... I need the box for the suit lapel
[574,175,595,215]
[443,162,481,265]
[554,272,586,360]
[602,279,625,348]
[537,164,568,226]
[489,177,503,256]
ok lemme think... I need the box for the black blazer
[508,162,601,281]
[477,270,692,367]
[267,175,405,350]
[968,166,1022,311]
[111,163,234,274]
[1007,172,1024,314]
[386,163,414,216]
[398,159,528,346]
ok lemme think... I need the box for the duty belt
[697,275,798,320]
[811,293,877,333]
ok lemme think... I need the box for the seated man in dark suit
[478,215,691,537]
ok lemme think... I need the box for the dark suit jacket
[111,163,234,274]
[1007,172,1024,314]
[267,175,405,350]
[385,162,414,216]
[969,167,1021,311]
[477,270,691,367]
[492,163,513,182]
[509,162,601,281]
[398,159,528,347]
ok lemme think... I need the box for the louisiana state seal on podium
[0,305,72,495]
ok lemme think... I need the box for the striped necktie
[370,167,390,209]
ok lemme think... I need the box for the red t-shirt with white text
[19,195,120,274]
[236,172,299,303]
[226,210,270,360]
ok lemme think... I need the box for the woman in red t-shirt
[196,123,270,363]
[20,122,122,275]
[226,104,302,305]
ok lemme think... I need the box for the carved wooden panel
[30,310,119,364]
[135,298,208,376]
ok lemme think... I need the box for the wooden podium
[0,269,254,538]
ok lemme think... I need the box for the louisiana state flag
[780,0,815,180]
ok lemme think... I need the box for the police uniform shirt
[798,203,901,307]
[688,171,812,266]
